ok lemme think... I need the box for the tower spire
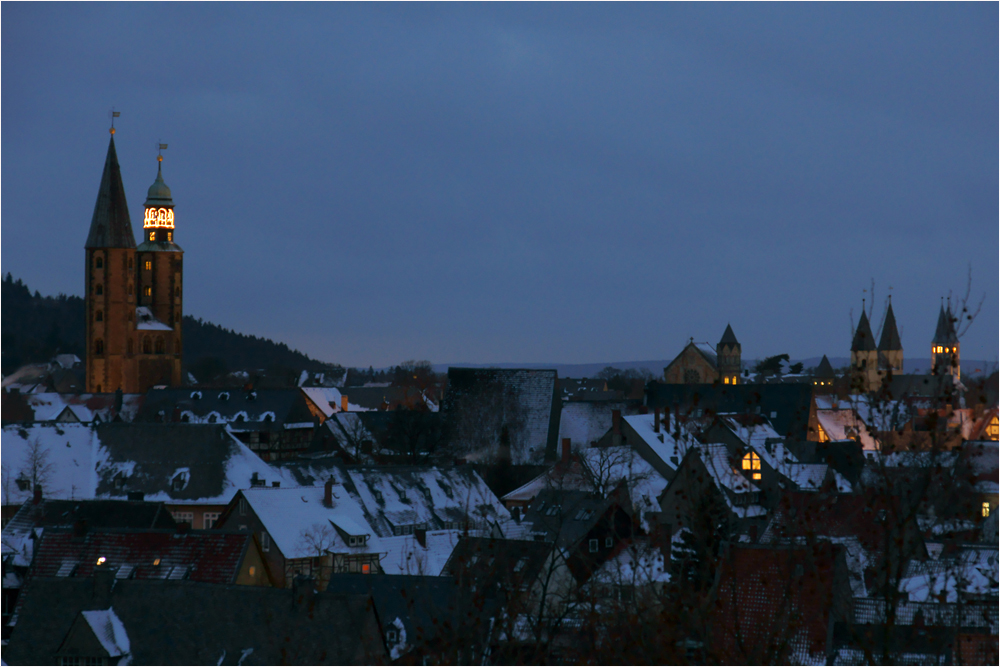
[85,129,136,249]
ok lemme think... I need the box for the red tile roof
[31,528,250,584]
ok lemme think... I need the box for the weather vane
[157,140,168,163]
[109,109,120,134]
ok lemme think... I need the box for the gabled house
[137,388,318,461]
[215,481,380,588]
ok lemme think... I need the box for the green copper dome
[143,162,174,208]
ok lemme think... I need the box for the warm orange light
[362,563,371,574]
[96,556,106,565]
[144,207,175,229]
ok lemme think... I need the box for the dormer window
[742,452,761,481]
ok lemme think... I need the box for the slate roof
[878,302,903,351]
[719,324,740,347]
[29,528,252,584]
[814,355,836,379]
[442,535,552,592]
[521,489,617,550]
[138,388,315,427]
[443,368,561,463]
[5,577,387,665]
[85,136,136,249]
[932,305,960,345]
[852,311,877,352]
[645,382,816,441]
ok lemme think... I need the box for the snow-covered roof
[241,484,379,560]
[301,387,344,418]
[378,530,462,576]
[1,423,99,507]
[815,409,879,451]
[623,413,697,474]
[579,446,669,528]
[558,402,620,447]
[134,306,172,331]
[694,444,767,518]
[81,608,131,657]
[589,539,670,586]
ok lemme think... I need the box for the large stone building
[85,129,183,393]
[663,325,742,385]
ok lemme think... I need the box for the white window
[239,498,248,516]
[261,530,270,552]
[203,512,220,529]
[589,539,598,553]
[172,511,193,525]
[605,536,613,548]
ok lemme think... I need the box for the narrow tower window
[145,260,152,271]
[128,284,133,295]
[143,338,151,354]
[128,339,133,354]
[128,258,133,269]
[95,257,103,269]
[95,310,103,322]
[94,339,104,355]
[144,286,152,297]
[167,232,173,242]
[155,338,165,354]
[175,286,180,297]
[95,284,103,295]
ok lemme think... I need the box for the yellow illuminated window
[167,232,173,242]
[144,286,152,297]
[742,452,761,480]
[144,261,152,271]
[724,376,730,385]
[986,416,999,440]
[817,423,829,443]
[983,502,990,518]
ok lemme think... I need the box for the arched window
[94,339,104,355]
[155,337,165,354]
[142,337,151,354]
[95,257,103,269]
[741,452,761,481]
[96,310,104,322]
[127,339,134,354]
[95,284,103,296]
[683,369,700,384]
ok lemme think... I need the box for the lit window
[249,566,256,577]
[149,232,156,242]
[362,563,371,574]
[144,286,152,297]
[724,377,730,385]
[817,423,829,443]
[145,261,152,271]
[742,452,761,481]
[167,232,173,242]
[986,416,998,441]
[983,502,990,518]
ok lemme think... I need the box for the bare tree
[19,437,55,495]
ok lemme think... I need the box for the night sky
[2,3,997,368]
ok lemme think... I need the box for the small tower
[812,355,836,390]
[878,298,903,374]
[717,324,741,385]
[931,303,960,380]
[135,149,184,389]
[850,309,879,392]
[85,130,137,393]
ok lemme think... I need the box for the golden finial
[157,141,168,163]
[109,109,120,135]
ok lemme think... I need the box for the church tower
[931,302,960,380]
[135,149,184,389]
[85,129,137,393]
[850,309,879,392]
[717,324,741,385]
[878,298,903,374]
[85,126,183,394]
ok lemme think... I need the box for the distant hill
[1,274,339,379]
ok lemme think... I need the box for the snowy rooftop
[379,530,463,576]
[134,306,172,331]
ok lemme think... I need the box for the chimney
[415,528,426,548]
[612,410,622,435]
[127,491,144,501]
[561,438,571,463]
[93,564,114,608]
[341,395,349,412]
[33,485,43,505]
[324,479,333,507]
[654,408,661,433]
[272,481,280,488]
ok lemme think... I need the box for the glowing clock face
[144,207,174,228]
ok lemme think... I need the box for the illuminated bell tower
[717,324,741,385]
[134,147,183,389]
[931,302,959,380]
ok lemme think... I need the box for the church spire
[878,299,902,352]
[85,134,136,249]
[851,310,876,352]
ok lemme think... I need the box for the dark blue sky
[2,3,997,367]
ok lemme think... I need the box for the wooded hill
[1,274,339,379]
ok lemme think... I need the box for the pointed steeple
[814,355,835,379]
[85,135,135,249]
[878,300,902,352]
[719,324,740,347]
[932,304,959,346]
[851,311,876,351]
